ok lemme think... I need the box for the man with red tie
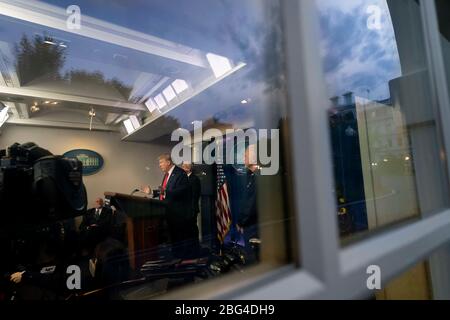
[147,153,192,258]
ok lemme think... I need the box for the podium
[104,192,166,270]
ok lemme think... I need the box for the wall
[355,97,419,229]
[0,125,169,208]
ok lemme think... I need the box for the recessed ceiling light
[44,101,50,104]
[30,105,40,113]
[51,101,58,105]
[241,99,248,104]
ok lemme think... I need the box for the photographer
[0,142,88,300]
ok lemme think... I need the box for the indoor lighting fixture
[206,53,232,78]
[162,85,177,103]
[88,108,96,131]
[405,156,410,161]
[144,98,158,113]
[171,79,189,94]
[44,101,51,104]
[154,94,167,109]
[30,105,40,113]
[123,118,135,134]
[43,40,57,45]
[123,116,141,135]
[129,115,141,129]
[51,101,59,105]
[0,105,10,127]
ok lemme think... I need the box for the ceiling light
[43,40,56,45]
[0,106,10,127]
[123,119,135,134]
[51,101,58,105]
[206,53,232,78]
[405,156,410,161]
[88,108,96,131]
[162,85,177,103]
[154,94,167,109]
[44,101,51,104]
[144,98,158,113]
[30,105,40,113]
[241,99,248,104]
[172,79,189,94]
[129,115,141,129]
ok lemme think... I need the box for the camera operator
[0,142,88,300]
[6,223,72,300]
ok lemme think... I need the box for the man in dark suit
[79,197,113,255]
[182,162,201,255]
[236,145,260,263]
[147,154,192,259]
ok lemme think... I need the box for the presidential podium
[104,192,167,270]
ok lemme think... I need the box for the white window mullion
[281,0,341,285]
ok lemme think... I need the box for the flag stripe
[216,164,231,243]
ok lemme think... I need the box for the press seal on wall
[63,149,104,176]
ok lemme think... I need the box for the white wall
[0,125,169,208]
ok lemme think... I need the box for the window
[316,0,450,243]
[0,0,295,300]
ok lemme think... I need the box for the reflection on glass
[317,0,448,241]
[436,0,450,96]
[0,0,293,299]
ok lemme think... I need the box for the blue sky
[316,0,402,101]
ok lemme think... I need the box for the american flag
[215,164,232,243]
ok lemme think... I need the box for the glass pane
[316,0,449,243]
[0,0,294,300]
[436,0,450,95]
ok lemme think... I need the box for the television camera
[0,142,87,299]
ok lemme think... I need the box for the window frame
[2,0,450,299]
[214,0,450,299]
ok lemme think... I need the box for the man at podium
[145,153,193,259]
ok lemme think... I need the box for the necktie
[160,173,169,200]
[95,209,100,220]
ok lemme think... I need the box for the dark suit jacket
[162,166,191,223]
[79,206,113,234]
[188,173,201,217]
[238,169,258,228]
